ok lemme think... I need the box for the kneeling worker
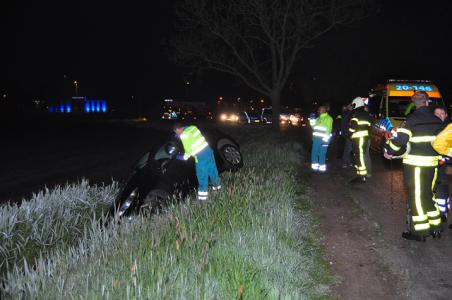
[174,123,221,201]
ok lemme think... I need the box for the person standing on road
[384,91,443,240]
[348,97,372,183]
[364,104,373,177]
[341,104,354,168]
[309,105,333,172]
[174,123,221,201]
[432,106,450,225]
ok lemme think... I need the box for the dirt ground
[309,140,452,300]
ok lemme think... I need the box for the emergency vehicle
[368,79,445,152]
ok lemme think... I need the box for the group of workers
[310,96,372,182]
[310,91,451,241]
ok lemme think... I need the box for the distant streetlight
[73,81,79,96]
[2,94,6,100]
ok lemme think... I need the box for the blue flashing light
[101,100,107,112]
[49,106,54,113]
[91,100,95,112]
[96,100,100,112]
[66,102,71,113]
[85,101,90,112]
[60,103,64,113]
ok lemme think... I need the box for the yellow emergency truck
[368,79,445,152]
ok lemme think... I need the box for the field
[1,126,333,299]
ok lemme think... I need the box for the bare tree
[171,0,377,128]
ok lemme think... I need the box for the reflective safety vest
[310,113,333,139]
[179,125,209,162]
[386,106,444,166]
[348,108,372,139]
[432,123,452,157]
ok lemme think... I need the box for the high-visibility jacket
[310,112,333,140]
[386,106,443,166]
[432,123,452,157]
[348,108,372,139]
[179,125,209,162]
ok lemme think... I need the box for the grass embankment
[1,128,332,299]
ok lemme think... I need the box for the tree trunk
[270,90,281,131]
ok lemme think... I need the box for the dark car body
[112,126,243,217]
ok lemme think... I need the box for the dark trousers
[351,137,369,176]
[404,164,442,235]
[434,164,450,216]
[336,136,345,159]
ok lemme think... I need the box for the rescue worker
[348,97,372,183]
[384,91,443,240]
[173,123,221,201]
[341,104,354,168]
[432,106,450,225]
[309,105,333,172]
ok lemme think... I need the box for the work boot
[402,231,426,242]
[212,185,221,192]
[349,176,366,184]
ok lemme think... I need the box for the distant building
[47,96,107,114]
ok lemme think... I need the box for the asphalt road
[0,118,171,204]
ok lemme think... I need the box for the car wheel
[140,189,171,215]
[219,144,243,171]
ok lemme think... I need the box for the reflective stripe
[319,165,326,172]
[313,132,328,137]
[357,120,371,126]
[429,218,441,226]
[412,215,428,222]
[389,141,401,151]
[414,223,430,231]
[351,130,368,138]
[351,118,359,122]
[191,136,207,148]
[427,210,440,218]
[403,155,440,167]
[349,128,356,133]
[358,137,367,176]
[190,141,209,157]
[311,163,319,170]
[410,136,436,143]
[397,128,413,138]
[313,125,327,132]
[436,198,447,205]
[414,167,425,217]
[198,191,208,196]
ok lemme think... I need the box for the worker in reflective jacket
[384,91,443,241]
[432,106,450,225]
[309,105,333,172]
[174,123,221,201]
[348,97,372,183]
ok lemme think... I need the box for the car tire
[140,189,171,215]
[219,144,243,171]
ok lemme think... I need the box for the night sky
[2,0,451,113]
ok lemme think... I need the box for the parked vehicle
[111,127,243,219]
[368,79,446,152]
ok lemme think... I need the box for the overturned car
[111,127,243,218]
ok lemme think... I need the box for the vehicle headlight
[220,114,227,121]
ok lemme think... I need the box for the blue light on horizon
[101,100,107,112]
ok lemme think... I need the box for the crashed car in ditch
[111,127,243,218]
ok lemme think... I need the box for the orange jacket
[432,123,452,156]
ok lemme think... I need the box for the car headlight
[220,114,227,121]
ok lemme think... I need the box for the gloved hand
[176,154,185,161]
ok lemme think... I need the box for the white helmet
[351,97,365,109]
